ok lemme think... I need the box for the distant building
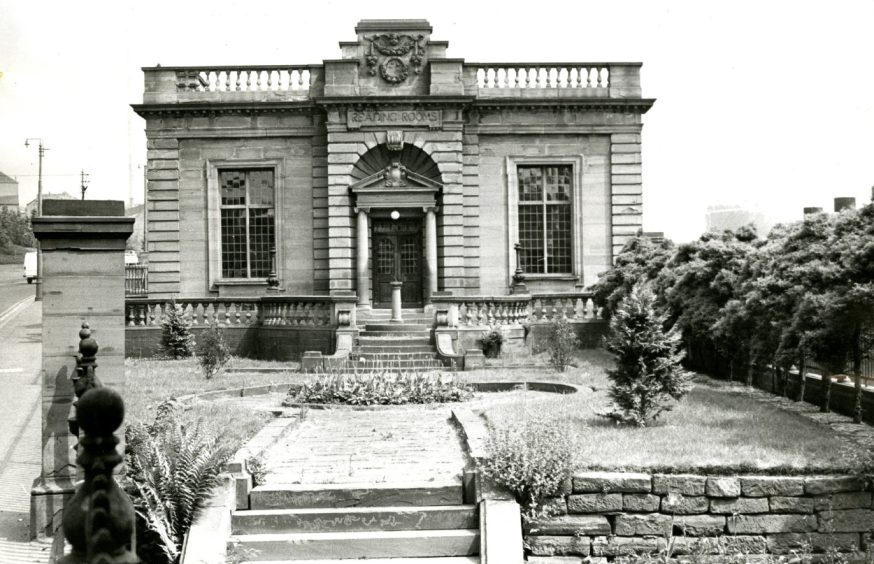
[705,205,769,238]
[25,192,77,216]
[0,172,18,213]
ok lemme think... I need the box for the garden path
[260,405,468,486]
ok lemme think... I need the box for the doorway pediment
[350,162,441,210]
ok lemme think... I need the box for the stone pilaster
[312,115,330,293]
[30,201,133,541]
[462,128,481,293]
[610,132,644,260]
[145,136,181,296]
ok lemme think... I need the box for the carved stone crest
[364,33,425,84]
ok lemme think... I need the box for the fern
[126,401,233,563]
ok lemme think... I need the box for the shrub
[246,454,268,488]
[197,322,231,379]
[126,400,234,563]
[479,407,574,520]
[161,298,195,359]
[604,284,691,427]
[547,318,580,372]
[285,372,473,406]
[480,328,504,358]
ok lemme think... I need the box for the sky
[1,0,872,242]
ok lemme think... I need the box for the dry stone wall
[527,471,874,563]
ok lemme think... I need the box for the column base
[30,476,77,541]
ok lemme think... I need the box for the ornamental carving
[364,33,425,84]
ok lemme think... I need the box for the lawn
[470,350,868,473]
[125,357,304,451]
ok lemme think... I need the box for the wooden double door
[372,218,423,308]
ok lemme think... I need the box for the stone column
[356,208,370,307]
[30,200,133,541]
[424,207,438,302]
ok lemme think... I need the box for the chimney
[834,197,856,212]
[803,207,823,217]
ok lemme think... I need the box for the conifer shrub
[479,407,574,520]
[160,298,195,359]
[547,317,580,372]
[604,284,691,426]
[197,322,231,379]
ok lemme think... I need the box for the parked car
[23,250,37,283]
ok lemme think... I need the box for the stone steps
[242,558,479,564]
[230,529,479,561]
[355,345,436,354]
[232,505,478,534]
[250,481,464,510]
[363,324,432,332]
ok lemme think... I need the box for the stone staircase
[341,309,453,374]
[230,481,480,562]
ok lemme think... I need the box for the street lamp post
[25,138,46,301]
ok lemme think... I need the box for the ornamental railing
[125,296,338,328]
[174,65,315,93]
[432,292,601,328]
[124,264,148,297]
[468,63,611,89]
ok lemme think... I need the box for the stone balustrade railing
[175,66,314,93]
[433,292,600,328]
[126,296,340,328]
[529,292,600,322]
[468,63,610,89]
[260,296,333,326]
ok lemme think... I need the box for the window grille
[219,169,275,278]
[517,164,572,274]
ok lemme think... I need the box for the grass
[473,350,868,473]
[125,356,305,450]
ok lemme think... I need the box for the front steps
[325,309,453,375]
[230,482,480,562]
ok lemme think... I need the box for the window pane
[517,166,543,202]
[546,204,572,273]
[220,171,246,206]
[221,208,247,278]
[248,208,275,278]
[518,205,544,273]
[545,165,571,202]
[248,170,275,206]
[377,238,394,275]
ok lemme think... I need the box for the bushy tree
[197,322,231,379]
[604,285,691,426]
[547,317,580,372]
[161,299,195,359]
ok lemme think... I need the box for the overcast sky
[1,0,872,241]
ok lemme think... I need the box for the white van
[23,250,37,284]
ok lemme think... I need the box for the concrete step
[349,352,440,360]
[344,360,445,368]
[232,505,478,534]
[250,482,464,510]
[358,336,432,344]
[357,346,436,354]
[229,529,479,561]
[241,558,480,564]
[364,324,432,332]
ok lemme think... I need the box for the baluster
[464,302,474,326]
[245,70,253,91]
[569,68,578,88]
[127,306,135,327]
[234,302,241,325]
[585,67,593,88]
[298,69,306,89]
[485,68,494,88]
[497,68,506,88]
[597,67,604,87]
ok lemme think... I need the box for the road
[0,263,51,561]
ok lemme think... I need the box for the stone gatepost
[29,200,133,540]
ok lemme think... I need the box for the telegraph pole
[80,169,89,200]
[25,138,46,301]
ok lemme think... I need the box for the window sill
[518,274,579,282]
[215,279,269,286]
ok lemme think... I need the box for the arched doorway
[349,142,443,308]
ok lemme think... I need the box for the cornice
[315,96,475,108]
[472,98,656,114]
[130,101,317,118]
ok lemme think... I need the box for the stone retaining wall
[527,471,874,563]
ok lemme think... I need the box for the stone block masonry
[526,471,873,561]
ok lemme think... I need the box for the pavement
[0,264,52,562]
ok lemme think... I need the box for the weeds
[285,371,473,406]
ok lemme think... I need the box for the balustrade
[528,293,599,322]
[175,66,313,92]
[126,297,335,328]
[470,64,610,89]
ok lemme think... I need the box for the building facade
[0,172,19,213]
[133,19,653,314]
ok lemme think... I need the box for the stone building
[130,19,654,360]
